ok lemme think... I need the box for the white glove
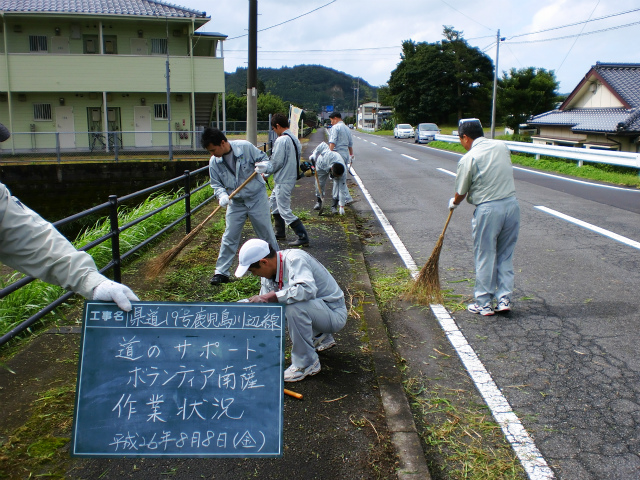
[255,161,269,174]
[349,154,355,164]
[218,194,230,207]
[237,298,250,303]
[448,198,458,210]
[339,206,345,215]
[92,280,139,312]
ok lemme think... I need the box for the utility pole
[355,78,360,128]
[247,0,258,145]
[490,29,504,139]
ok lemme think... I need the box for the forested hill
[225,65,378,113]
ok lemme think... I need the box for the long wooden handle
[314,169,322,198]
[441,208,454,236]
[199,170,259,228]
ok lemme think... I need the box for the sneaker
[284,359,320,382]
[210,273,230,286]
[467,303,494,316]
[495,297,512,312]
[313,198,323,211]
[338,206,345,215]
[313,333,336,352]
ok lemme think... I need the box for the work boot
[273,213,286,240]
[210,273,230,286]
[331,198,339,215]
[313,197,323,211]
[288,219,309,247]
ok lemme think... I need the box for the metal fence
[0,142,274,347]
[435,134,640,174]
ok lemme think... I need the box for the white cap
[234,238,270,277]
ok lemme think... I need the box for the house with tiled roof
[0,0,226,152]
[527,63,640,153]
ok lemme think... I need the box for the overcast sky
[181,0,639,94]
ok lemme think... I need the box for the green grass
[405,377,526,479]
[0,183,214,341]
[428,140,640,188]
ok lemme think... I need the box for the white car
[415,123,440,143]
[393,124,414,139]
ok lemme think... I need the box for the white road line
[401,154,418,161]
[350,166,555,480]
[437,167,456,177]
[382,147,391,151]
[516,167,640,192]
[370,142,377,145]
[535,206,640,250]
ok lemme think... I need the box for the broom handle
[190,171,259,233]
[441,208,454,236]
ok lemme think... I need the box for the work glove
[349,154,355,164]
[92,280,139,312]
[448,198,458,210]
[255,161,269,174]
[218,194,230,207]
[248,291,278,303]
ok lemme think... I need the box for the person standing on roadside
[255,113,310,247]
[449,118,520,316]
[201,127,279,286]
[328,111,354,208]
[235,238,347,382]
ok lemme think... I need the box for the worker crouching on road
[309,141,349,215]
[235,238,347,382]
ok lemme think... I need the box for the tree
[257,92,288,121]
[223,92,247,121]
[387,27,493,125]
[498,67,560,130]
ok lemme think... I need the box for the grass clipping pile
[407,209,453,305]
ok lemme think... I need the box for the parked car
[393,124,414,138]
[415,123,440,143]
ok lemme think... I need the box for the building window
[29,35,48,52]
[154,103,168,119]
[33,103,52,121]
[151,38,167,54]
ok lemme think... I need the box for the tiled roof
[594,63,640,108]
[0,0,206,18]
[528,107,640,134]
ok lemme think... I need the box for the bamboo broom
[314,167,324,215]
[408,208,454,304]
[146,171,258,278]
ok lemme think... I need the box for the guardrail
[434,134,640,173]
[0,141,273,347]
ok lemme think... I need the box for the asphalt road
[350,131,640,480]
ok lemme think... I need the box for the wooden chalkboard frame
[71,301,285,458]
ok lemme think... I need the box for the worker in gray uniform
[449,118,520,316]
[308,141,348,214]
[202,127,279,285]
[328,111,354,207]
[235,238,348,382]
[255,113,309,247]
[0,123,138,311]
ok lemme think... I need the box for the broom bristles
[408,233,445,305]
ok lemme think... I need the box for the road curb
[346,211,433,480]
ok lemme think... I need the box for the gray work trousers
[215,197,278,277]
[286,298,347,368]
[471,196,520,306]
[269,183,298,225]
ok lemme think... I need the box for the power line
[555,0,600,75]
[505,19,640,44]
[507,6,640,39]
[438,0,493,32]
[226,0,337,41]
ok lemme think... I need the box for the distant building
[356,102,392,130]
[0,0,226,153]
[527,62,640,152]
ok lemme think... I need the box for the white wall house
[527,63,640,153]
[0,0,227,153]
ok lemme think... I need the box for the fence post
[113,132,119,162]
[184,170,191,234]
[55,132,61,163]
[108,195,122,283]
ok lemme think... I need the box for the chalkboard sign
[71,301,285,458]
